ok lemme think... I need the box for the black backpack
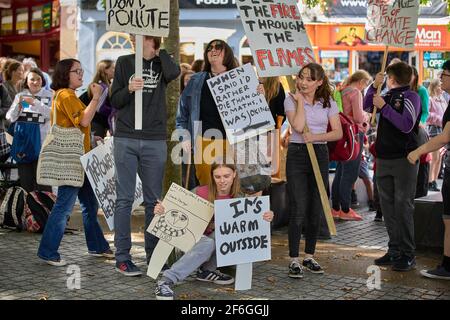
[0,186,29,231]
[24,191,56,233]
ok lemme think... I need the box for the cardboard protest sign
[237,0,315,77]
[207,64,275,144]
[80,138,143,231]
[365,0,420,49]
[147,183,214,253]
[106,0,170,37]
[214,196,271,267]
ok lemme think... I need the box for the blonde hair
[207,162,241,203]
[88,59,114,97]
[428,78,441,97]
[262,76,280,103]
[346,70,371,86]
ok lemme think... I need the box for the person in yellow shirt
[37,59,113,266]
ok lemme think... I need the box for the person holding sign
[37,59,113,266]
[363,62,421,272]
[407,60,450,281]
[284,63,342,278]
[176,39,238,186]
[110,35,180,276]
[153,161,274,300]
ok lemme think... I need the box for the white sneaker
[45,258,67,267]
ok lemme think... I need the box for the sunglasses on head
[207,42,224,52]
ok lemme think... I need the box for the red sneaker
[339,208,363,221]
[331,209,341,220]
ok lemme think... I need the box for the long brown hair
[207,162,241,203]
[88,59,114,98]
[299,63,333,109]
[262,76,280,103]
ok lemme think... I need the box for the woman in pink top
[427,79,448,191]
[331,70,371,221]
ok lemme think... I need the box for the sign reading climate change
[80,138,143,231]
[106,0,170,37]
[237,0,314,77]
[207,63,275,144]
[215,196,271,267]
[365,0,420,49]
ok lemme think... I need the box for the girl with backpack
[284,63,342,277]
[331,70,372,221]
[6,68,52,192]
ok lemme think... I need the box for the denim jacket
[175,72,208,147]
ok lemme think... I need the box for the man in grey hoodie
[111,34,180,276]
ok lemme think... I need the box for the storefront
[0,0,60,72]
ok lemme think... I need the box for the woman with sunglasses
[176,39,239,187]
[37,59,113,266]
[284,63,342,278]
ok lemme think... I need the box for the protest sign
[237,0,314,77]
[105,0,170,130]
[80,138,143,231]
[365,0,420,49]
[148,183,214,253]
[214,196,271,267]
[207,63,275,144]
[106,0,170,37]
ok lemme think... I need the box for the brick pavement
[1,212,449,300]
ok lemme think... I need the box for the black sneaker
[374,253,400,266]
[374,210,383,222]
[302,258,324,274]
[288,261,304,278]
[351,189,359,206]
[196,269,234,285]
[155,281,174,300]
[420,265,450,280]
[115,260,142,276]
[393,255,416,271]
[368,200,376,212]
[429,181,440,192]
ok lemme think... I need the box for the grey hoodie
[111,50,180,140]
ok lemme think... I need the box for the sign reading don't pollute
[106,0,170,37]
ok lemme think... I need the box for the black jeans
[287,143,329,257]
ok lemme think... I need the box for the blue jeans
[37,179,110,261]
[113,137,167,263]
[331,132,364,212]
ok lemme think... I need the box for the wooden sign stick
[135,35,143,130]
[370,45,389,126]
[304,125,336,236]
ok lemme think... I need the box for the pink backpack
[328,112,360,162]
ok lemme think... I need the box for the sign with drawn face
[80,138,143,231]
[207,63,275,145]
[237,0,315,77]
[106,0,170,37]
[365,0,420,49]
[148,183,214,253]
[214,196,271,267]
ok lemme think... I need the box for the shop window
[16,8,29,35]
[1,9,13,36]
[423,51,450,86]
[32,6,44,33]
[320,50,349,85]
[180,42,195,64]
[358,51,408,79]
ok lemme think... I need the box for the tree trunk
[163,0,181,193]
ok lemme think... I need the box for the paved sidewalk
[1,207,449,301]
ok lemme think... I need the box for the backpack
[327,112,361,162]
[0,186,29,231]
[24,191,56,233]
[10,114,42,163]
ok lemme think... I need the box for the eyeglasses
[69,68,84,76]
[440,72,450,79]
[207,42,224,52]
